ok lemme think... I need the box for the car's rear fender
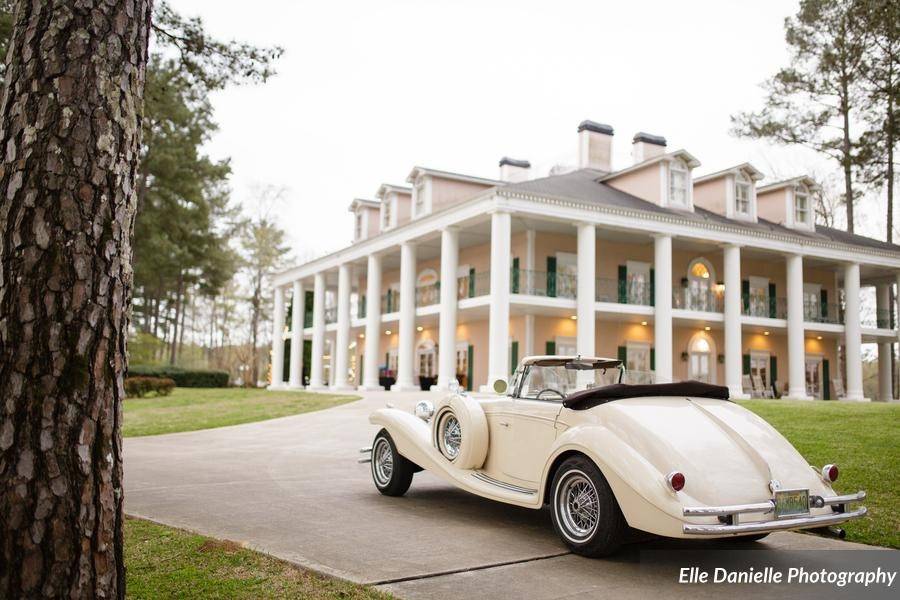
[541,425,686,538]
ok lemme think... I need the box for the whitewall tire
[371,429,414,496]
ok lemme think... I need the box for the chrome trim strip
[683,501,774,517]
[822,491,866,505]
[357,457,372,463]
[472,472,537,495]
[683,506,867,535]
[359,447,372,453]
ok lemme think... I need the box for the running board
[472,472,537,496]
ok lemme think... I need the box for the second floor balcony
[673,288,724,313]
[742,294,787,319]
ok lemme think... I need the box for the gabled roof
[500,168,900,254]
[694,162,764,184]
[375,183,411,199]
[757,176,819,194]
[348,198,379,212]
[406,165,502,187]
[599,149,701,182]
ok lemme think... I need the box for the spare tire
[432,394,489,470]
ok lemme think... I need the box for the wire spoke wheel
[438,413,461,460]
[557,470,600,541]
[372,437,394,486]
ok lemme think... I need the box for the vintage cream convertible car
[363,356,867,556]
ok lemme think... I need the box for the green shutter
[650,347,656,371]
[617,345,626,362]
[304,291,314,327]
[510,341,519,374]
[302,339,312,385]
[282,338,291,384]
[359,354,363,383]
[742,353,751,375]
[511,257,520,294]
[286,296,293,327]
[649,268,655,306]
[468,267,476,298]
[768,283,777,318]
[823,359,831,400]
[617,265,627,303]
[467,345,474,391]
[546,257,557,298]
[545,341,556,355]
[769,355,777,386]
[820,289,828,319]
[741,279,750,313]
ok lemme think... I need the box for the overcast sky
[174,0,883,261]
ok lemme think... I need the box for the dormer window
[414,180,425,216]
[355,213,363,239]
[669,160,688,206]
[382,199,392,229]
[735,174,751,216]
[794,185,810,225]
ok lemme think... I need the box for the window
[735,174,750,216]
[669,159,688,206]
[686,259,714,311]
[750,352,769,387]
[689,335,712,383]
[794,185,810,225]
[382,198,392,229]
[355,213,363,239]
[625,342,651,384]
[626,261,650,305]
[414,180,425,216]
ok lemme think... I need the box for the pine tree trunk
[841,88,854,234]
[169,271,183,365]
[0,1,152,597]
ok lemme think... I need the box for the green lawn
[123,388,359,437]
[126,517,390,599]
[739,400,900,549]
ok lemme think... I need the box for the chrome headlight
[414,400,435,422]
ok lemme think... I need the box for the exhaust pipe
[810,526,846,539]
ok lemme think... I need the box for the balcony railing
[861,308,891,329]
[381,290,400,314]
[673,289,723,312]
[803,300,843,324]
[416,283,440,306]
[742,294,787,319]
[510,269,576,299]
[596,277,651,305]
[457,271,491,299]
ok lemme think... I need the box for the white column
[785,254,809,399]
[288,280,304,388]
[576,223,596,353]
[486,210,511,390]
[308,272,327,390]
[653,234,673,383]
[877,283,892,401]
[435,227,460,390]
[269,286,286,389]
[723,244,745,398]
[394,241,418,391]
[525,228,535,294]
[360,254,383,390]
[333,263,353,390]
[524,314,535,357]
[843,262,866,401]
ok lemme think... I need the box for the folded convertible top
[563,380,730,410]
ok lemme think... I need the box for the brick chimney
[499,157,531,183]
[577,120,614,172]
[632,132,667,163]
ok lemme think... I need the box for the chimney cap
[499,157,531,169]
[633,132,667,146]
[577,120,614,135]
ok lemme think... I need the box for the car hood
[559,396,833,507]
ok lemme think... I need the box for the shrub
[125,376,175,398]
[127,365,230,388]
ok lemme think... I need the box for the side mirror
[492,378,508,395]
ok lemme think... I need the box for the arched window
[686,258,715,311]
[416,339,436,378]
[688,333,715,383]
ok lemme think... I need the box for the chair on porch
[772,379,783,399]
[831,378,846,400]
[751,374,772,399]
[741,375,754,397]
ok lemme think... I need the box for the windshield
[518,363,623,401]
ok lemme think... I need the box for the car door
[501,397,562,485]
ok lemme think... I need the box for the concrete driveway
[124,390,877,599]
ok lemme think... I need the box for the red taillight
[666,471,685,492]
[822,464,839,483]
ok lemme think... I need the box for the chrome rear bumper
[682,491,867,536]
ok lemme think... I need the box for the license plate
[775,489,810,518]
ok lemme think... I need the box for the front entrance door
[805,356,823,399]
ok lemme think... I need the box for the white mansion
[270,120,900,401]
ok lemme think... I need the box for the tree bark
[0,1,152,598]
[168,271,183,365]
[841,83,855,234]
